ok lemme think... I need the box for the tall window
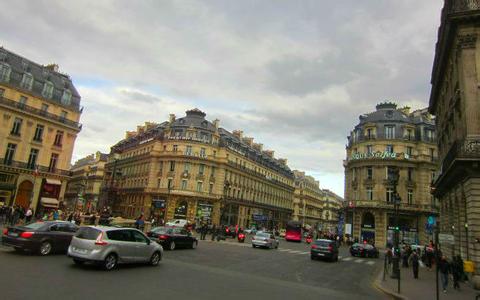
[4,143,16,165]
[33,124,44,142]
[173,145,178,152]
[169,161,175,171]
[184,162,191,172]
[408,168,414,181]
[19,96,27,108]
[196,181,203,192]
[352,168,356,182]
[0,62,11,82]
[426,129,435,142]
[20,73,33,90]
[367,166,373,180]
[366,145,373,154]
[385,126,395,139]
[42,81,54,99]
[200,147,206,157]
[10,117,22,136]
[209,183,214,194]
[406,146,413,157]
[407,189,413,205]
[199,164,205,175]
[211,166,216,177]
[41,103,49,115]
[48,153,59,172]
[386,145,394,153]
[181,179,188,190]
[386,188,394,203]
[430,148,435,161]
[54,130,63,147]
[406,129,413,140]
[61,89,72,105]
[60,111,68,121]
[367,128,373,139]
[27,148,39,169]
[367,187,373,201]
[386,166,398,180]
[167,179,173,190]
[185,145,192,155]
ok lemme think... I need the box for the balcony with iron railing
[441,138,480,172]
[1,158,71,176]
[351,200,438,213]
[0,95,82,131]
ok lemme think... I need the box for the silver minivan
[68,226,163,270]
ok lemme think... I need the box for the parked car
[2,221,78,255]
[165,219,187,227]
[310,239,339,262]
[147,226,198,250]
[252,232,279,249]
[350,243,379,258]
[68,226,163,270]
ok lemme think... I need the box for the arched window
[20,72,33,90]
[42,81,54,99]
[0,62,11,82]
[61,89,72,105]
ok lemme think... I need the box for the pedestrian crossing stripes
[354,259,364,263]
[342,257,353,261]
[366,261,375,265]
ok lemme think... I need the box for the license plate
[8,232,18,237]
[74,247,87,254]
[318,253,325,256]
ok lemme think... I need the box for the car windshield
[315,240,332,247]
[75,227,101,240]
[255,232,270,238]
[152,227,173,234]
[23,222,47,230]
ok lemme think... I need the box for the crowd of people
[384,240,468,293]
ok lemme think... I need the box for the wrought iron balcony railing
[1,158,71,176]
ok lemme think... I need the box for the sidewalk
[375,264,479,300]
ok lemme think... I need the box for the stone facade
[292,170,323,228]
[322,189,344,233]
[0,47,82,213]
[102,109,295,229]
[65,152,108,212]
[344,102,439,247]
[429,0,480,274]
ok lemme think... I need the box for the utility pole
[389,167,400,294]
[435,222,440,300]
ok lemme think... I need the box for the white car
[252,232,279,249]
[165,219,187,227]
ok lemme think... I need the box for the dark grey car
[310,239,339,262]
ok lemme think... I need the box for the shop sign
[350,151,410,161]
[197,202,213,219]
[253,214,268,221]
[152,199,166,209]
[362,224,374,229]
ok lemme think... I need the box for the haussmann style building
[0,47,82,213]
[292,170,324,228]
[344,102,439,247]
[102,109,295,229]
[65,151,108,212]
[429,0,480,277]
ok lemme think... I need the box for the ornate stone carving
[457,34,477,49]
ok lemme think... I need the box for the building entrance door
[16,181,33,209]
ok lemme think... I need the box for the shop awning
[45,179,62,185]
[40,197,59,208]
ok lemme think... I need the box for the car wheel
[191,241,198,249]
[150,251,161,266]
[39,241,52,256]
[252,244,256,248]
[275,243,278,249]
[335,255,339,262]
[311,255,316,260]
[103,253,117,271]
[169,241,176,251]
[73,259,84,265]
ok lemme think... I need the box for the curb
[373,269,408,300]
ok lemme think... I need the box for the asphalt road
[0,236,387,300]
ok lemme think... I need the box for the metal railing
[442,138,480,172]
[0,95,82,130]
[0,159,71,176]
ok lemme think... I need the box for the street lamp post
[389,167,401,294]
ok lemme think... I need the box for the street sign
[439,233,455,245]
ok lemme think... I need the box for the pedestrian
[53,209,59,221]
[409,250,420,279]
[452,256,461,290]
[135,214,145,231]
[25,207,33,223]
[211,224,217,241]
[67,212,73,223]
[438,255,450,293]
[402,246,409,268]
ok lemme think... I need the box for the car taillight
[95,232,108,246]
[2,228,8,236]
[311,244,317,249]
[159,235,167,240]
[328,245,333,252]
[20,231,34,238]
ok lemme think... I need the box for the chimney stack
[233,130,243,139]
[253,143,263,152]
[45,63,59,72]
[242,137,254,146]
[264,150,274,158]
[169,114,176,123]
[213,119,220,129]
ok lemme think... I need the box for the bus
[285,220,302,242]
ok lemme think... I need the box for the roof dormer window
[20,73,34,90]
[0,62,11,82]
[42,81,54,99]
[61,89,72,105]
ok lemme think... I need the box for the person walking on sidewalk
[211,224,216,241]
[409,250,420,279]
[439,255,451,293]
[452,256,462,290]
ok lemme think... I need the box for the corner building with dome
[344,102,439,247]
[102,109,295,229]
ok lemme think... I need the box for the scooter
[237,233,246,243]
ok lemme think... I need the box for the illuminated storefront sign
[350,151,410,161]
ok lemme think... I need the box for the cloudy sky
[0,0,443,196]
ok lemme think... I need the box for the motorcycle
[237,233,246,243]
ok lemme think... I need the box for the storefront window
[174,201,188,219]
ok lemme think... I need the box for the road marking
[354,259,364,263]
[338,255,343,259]
[279,249,291,252]
[342,257,353,261]
[299,251,310,255]
[366,261,375,265]
[288,250,303,254]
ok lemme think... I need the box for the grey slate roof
[0,47,81,110]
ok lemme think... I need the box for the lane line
[342,257,353,261]
[298,252,310,255]
[338,255,343,259]
[354,259,364,263]
[288,250,303,254]
[366,261,375,265]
